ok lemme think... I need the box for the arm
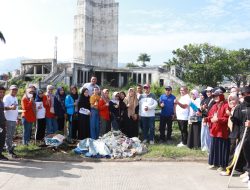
[21,97,33,111]
[148,99,158,110]
[65,95,74,109]
[98,99,107,111]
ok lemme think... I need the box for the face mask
[27,94,33,99]
[244,96,250,103]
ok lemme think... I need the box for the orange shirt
[43,95,55,118]
[90,94,100,109]
[98,98,110,121]
[21,96,36,122]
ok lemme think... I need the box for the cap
[165,86,172,90]
[143,84,150,88]
[241,86,250,95]
[212,87,226,96]
[205,86,213,91]
[9,85,18,90]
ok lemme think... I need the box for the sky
[0,0,250,69]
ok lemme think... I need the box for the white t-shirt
[176,94,191,120]
[35,102,45,119]
[3,94,19,121]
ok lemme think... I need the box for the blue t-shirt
[159,94,176,117]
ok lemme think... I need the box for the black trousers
[57,117,65,131]
[36,118,46,141]
[0,125,6,154]
[177,120,188,145]
[159,116,173,141]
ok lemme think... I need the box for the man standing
[0,86,8,160]
[82,76,100,96]
[3,85,19,158]
[136,84,143,99]
[231,86,250,188]
[139,84,158,144]
[175,86,191,147]
[159,86,176,143]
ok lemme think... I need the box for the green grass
[11,121,208,160]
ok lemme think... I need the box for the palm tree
[137,53,151,67]
[0,31,6,43]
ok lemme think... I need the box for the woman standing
[90,87,100,139]
[187,89,201,149]
[65,85,79,141]
[21,87,36,145]
[205,87,230,171]
[35,89,46,141]
[124,88,139,138]
[78,88,91,140]
[98,89,111,136]
[44,85,58,134]
[109,92,120,131]
[54,87,67,132]
[119,91,128,135]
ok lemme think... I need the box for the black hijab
[78,88,90,110]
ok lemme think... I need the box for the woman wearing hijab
[35,89,46,141]
[65,85,79,141]
[44,85,58,135]
[78,88,91,140]
[98,89,111,136]
[124,88,139,138]
[54,87,67,132]
[187,89,201,149]
[205,87,230,171]
[21,87,36,145]
[109,92,120,131]
[119,91,128,135]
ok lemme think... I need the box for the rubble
[74,131,148,159]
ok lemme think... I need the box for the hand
[106,103,109,106]
[174,99,178,104]
[211,115,218,123]
[64,114,67,119]
[127,104,130,108]
[30,97,34,102]
[132,114,138,121]
[10,104,16,110]
[144,106,148,111]
[160,103,164,108]
[226,110,231,116]
[74,102,78,106]
[114,105,119,108]
[245,120,250,128]
[196,111,202,117]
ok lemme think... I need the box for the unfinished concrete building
[73,0,119,68]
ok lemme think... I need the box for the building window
[138,73,141,84]
[148,73,152,84]
[159,79,164,87]
[143,73,146,84]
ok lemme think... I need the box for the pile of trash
[44,134,66,147]
[74,131,148,159]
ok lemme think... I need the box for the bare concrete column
[136,73,138,84]
[34,66,37,75]
[118,73,122,87]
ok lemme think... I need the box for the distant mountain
[0,57,27,74]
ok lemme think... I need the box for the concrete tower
[73,0,119,68]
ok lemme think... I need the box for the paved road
[0,160,247,190]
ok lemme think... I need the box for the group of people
[0,75,250,187]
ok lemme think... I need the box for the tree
[126,62,139,68]
[137,53,151,67]
[0,31,6,43]
[165,43,228,87]
[225,49,250,87]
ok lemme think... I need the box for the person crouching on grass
[21,87,36,145]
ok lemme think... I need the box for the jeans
[200,122,211,151]
[46,118,58,135]
[177,120,188,145]
[90,109,99,139]
[159,116,173,141]
[5,120,17,152]
[141,116,155,141]
[22,118,33,145]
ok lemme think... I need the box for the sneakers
[8,151,18,159]
[207,165,218,170]
[240,171,249,179]
[177,142,186,148]
[217,167,224,172]
[149,140,154,145]
[242,176,249,183]
[0,154,8,161]
[220,171,229,176]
